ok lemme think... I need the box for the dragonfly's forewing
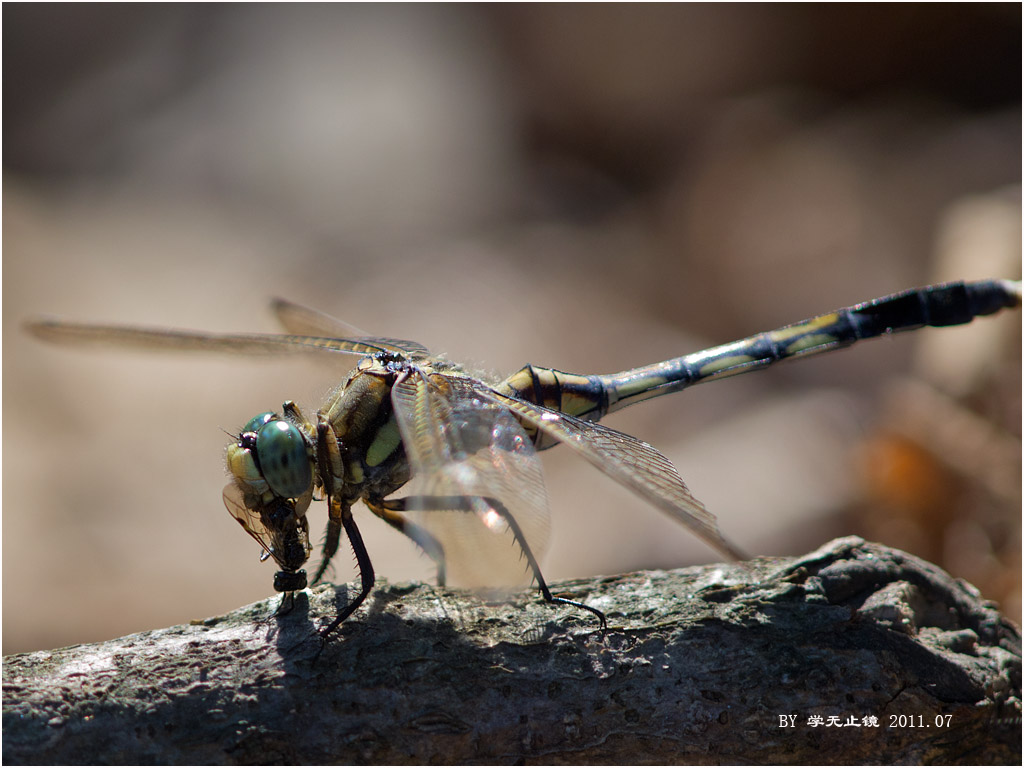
[25,319,395,358]
[390,370,551,589]
[482,391,748,562]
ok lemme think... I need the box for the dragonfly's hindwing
[390,371,551,589]
[481,389,747,561]
[271,298,433,358]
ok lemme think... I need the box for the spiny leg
[310,414,345,586]
[387,494,607,629]
[366,498,448,586]
[312,414,377,638]
[319,505,375,638]
[310,518,342,587]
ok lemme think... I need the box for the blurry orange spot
[859,433,949,515]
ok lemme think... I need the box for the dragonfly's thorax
[321,357,414,503]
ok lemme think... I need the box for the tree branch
[3,537,1020,764]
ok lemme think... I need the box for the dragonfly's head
[223,411,316,591]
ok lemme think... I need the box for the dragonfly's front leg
[309,414,346,586]
[384,494,607,630]
[310,415,377,638]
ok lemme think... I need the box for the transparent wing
[271,298,432,358]
[223,483,275,557]
[26,318,403,359]
[223,483,312,569]
[271,297,372,338]
[480,390,748,562]
[389,369,550,589]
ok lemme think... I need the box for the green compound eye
[242,411,276,434]
[256,420,312,499]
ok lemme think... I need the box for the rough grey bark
[3,537,1021,765]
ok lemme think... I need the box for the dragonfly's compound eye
[274,569,308,592]
[242,411,276,433]
[255,420,313,499]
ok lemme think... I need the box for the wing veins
[389,371,551,587]
[271,298,431,357]
[479,389,747,561]
[26,319,393,358]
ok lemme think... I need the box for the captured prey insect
[27,279,1022,637]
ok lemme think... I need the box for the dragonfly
[27,278,1021,637]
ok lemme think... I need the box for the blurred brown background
[4,4,1020,654]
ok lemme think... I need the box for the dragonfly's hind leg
[388,494,607,630]
[366,498,448,586]
[481,495,607,630]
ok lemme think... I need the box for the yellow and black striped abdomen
[496,279,1021,427]
[598,279,1021,414]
